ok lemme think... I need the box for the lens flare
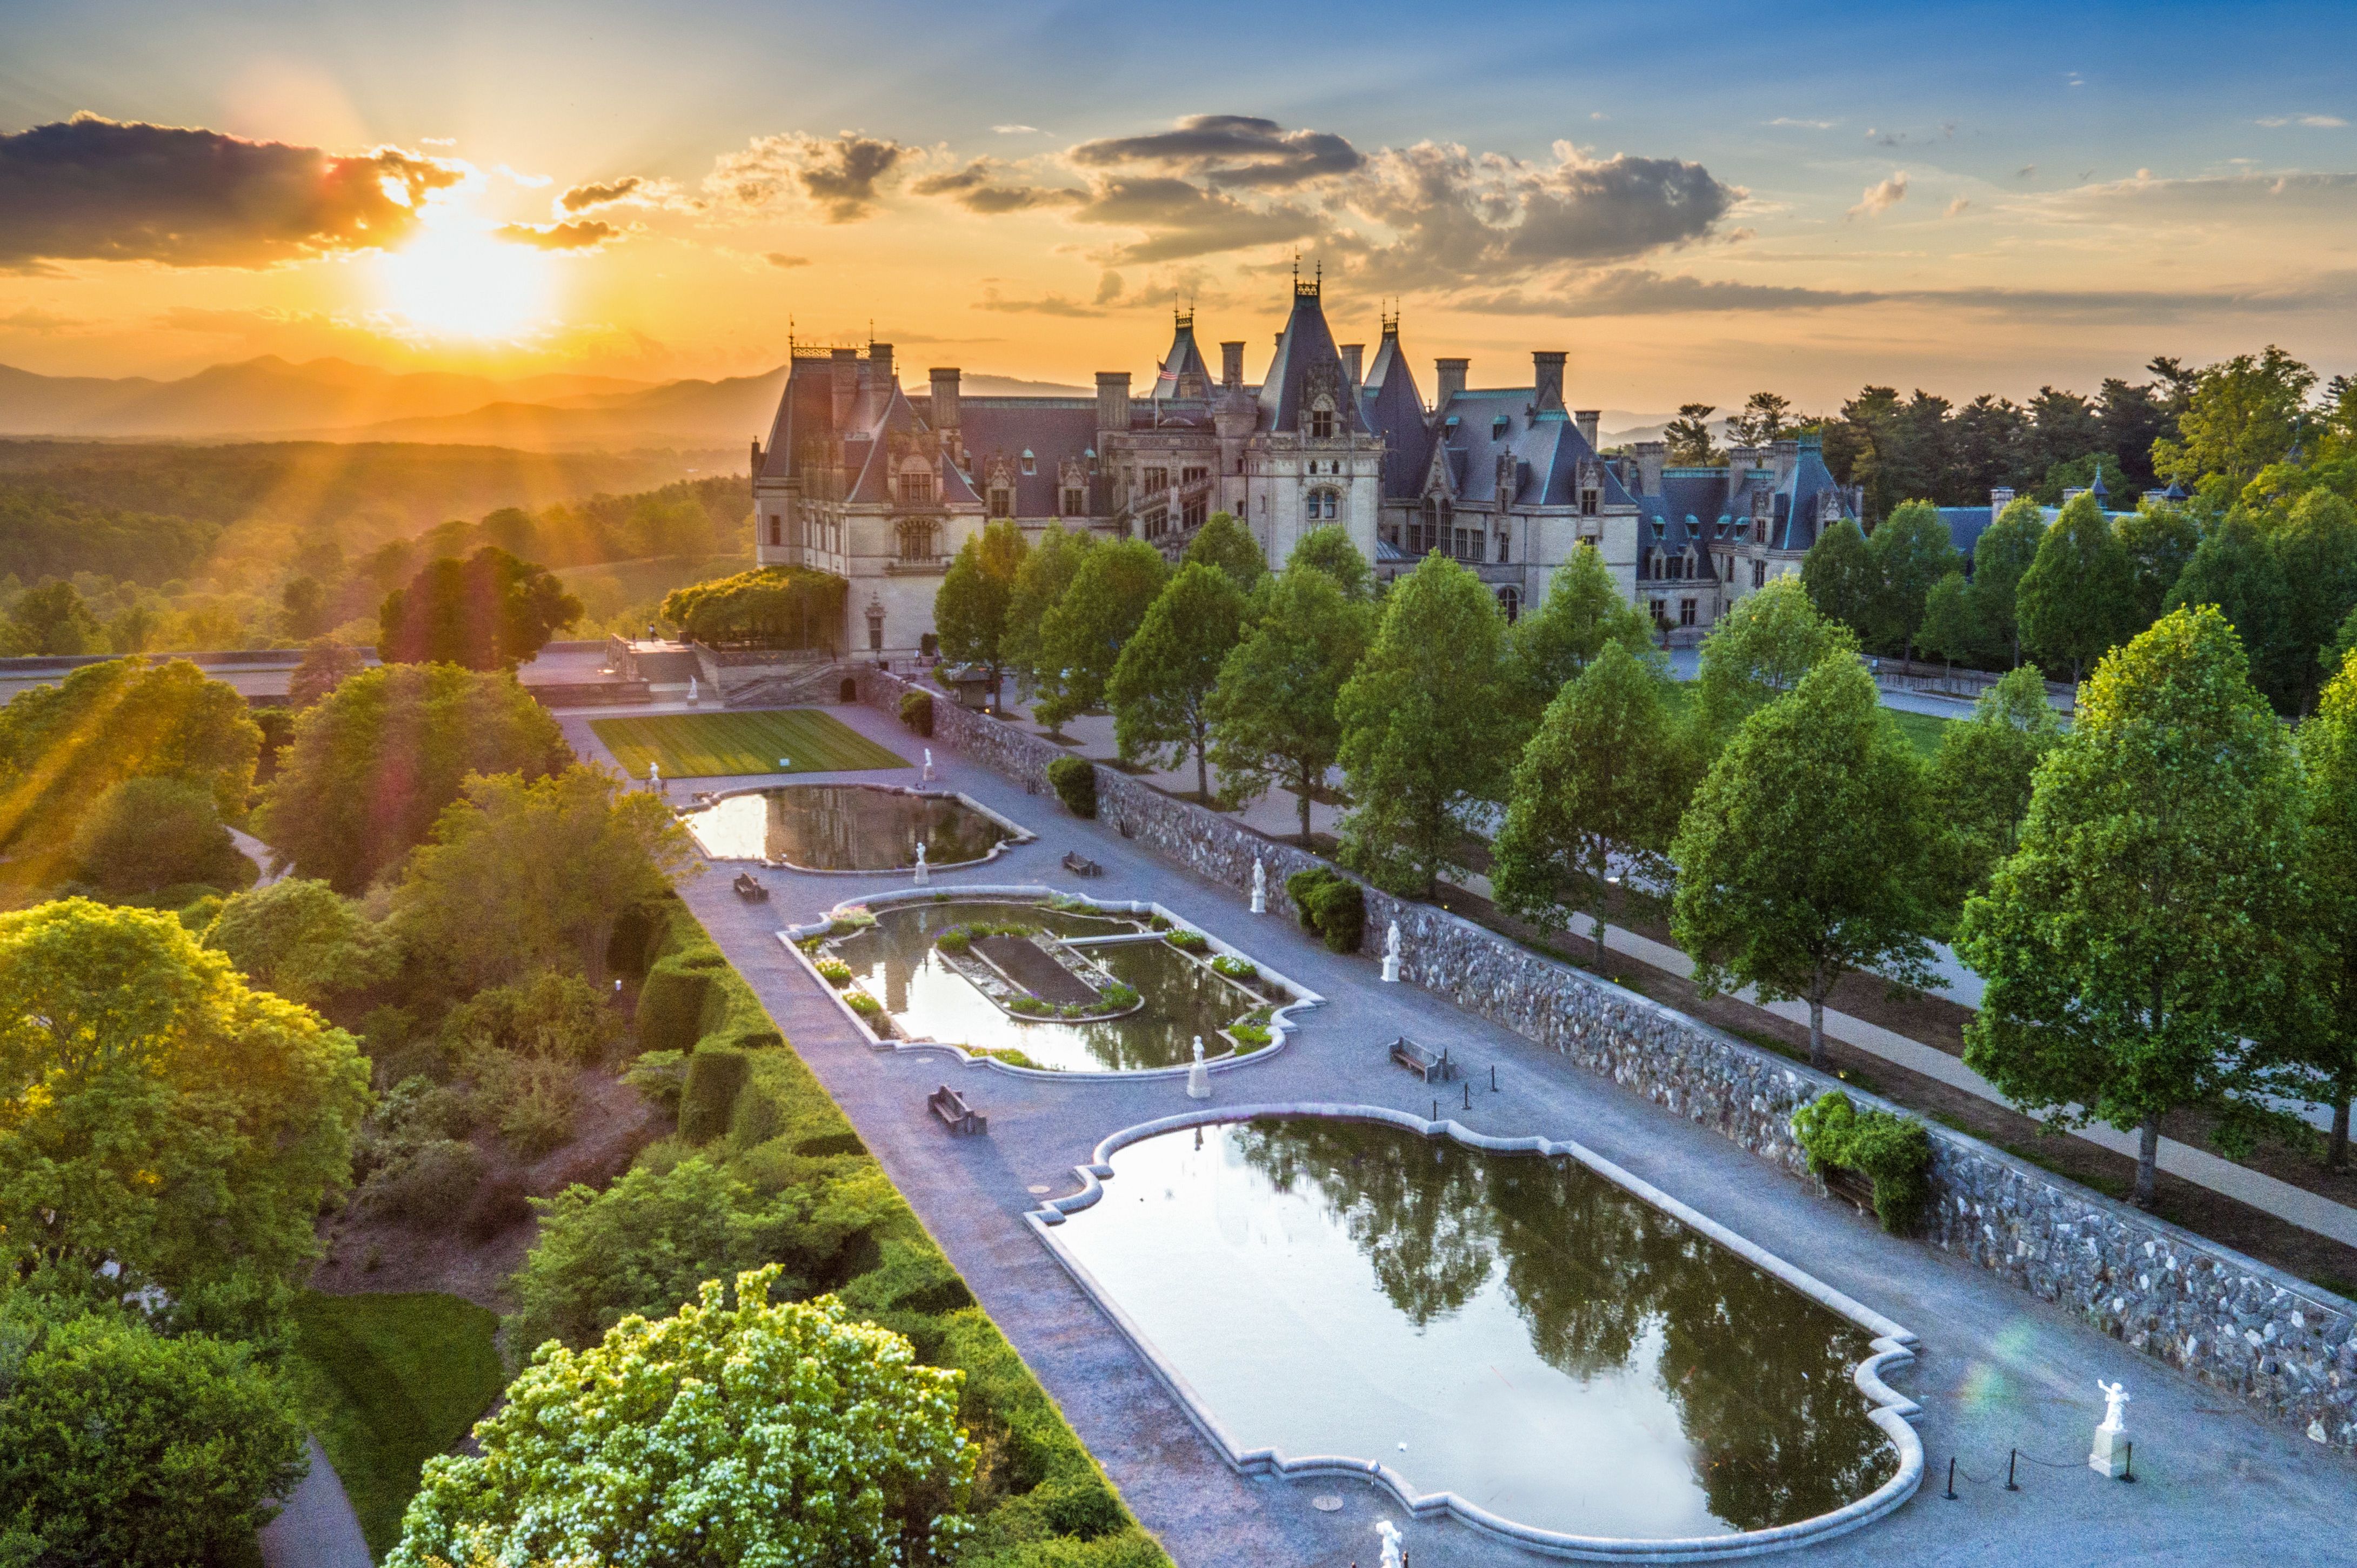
[375,206,552,339]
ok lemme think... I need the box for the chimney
[749,438,763,478]
[1531,350,1566,411]
[929,367,960,431]
[1634,440,1667,496]
[1989,485,2015,518]
[830,347,859,426]
[869,341,895,386]
[1435,357,1469,405]
[1340,343,1364,386]
[1221,340,1244,388]
[1095,371,1131,435]
[1574,409,1600,449]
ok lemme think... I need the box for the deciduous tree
[1000,523,1094,700]
[932,520,1027,709]
[1671,659,1938,1068]
[2153,345,2316,491]
[1915,572,1982,668]
[288,636,367,708]
[1207,564,1374,845]
[1107,563,1248,799]
[1967,496,2046,667]
[1182,510,1266,593]
[1492,641,1692,967]
[2263,489,2357,713]
[2281,651,2357,1167]
[2017,492,2135,682]
[1032,538,1166,731]
[204,877,393,1009]
[1801,517,1877,638]
[1692,576,1859,746]
[2166,510,2293,711]
[1957,607,2304,1209]
[1286,524,1374,600]
[378,545,580,670]
[1923,665,2062,926]
[1865,499,1961,656]
[70,774,249,895]
[1505,543,1657,722]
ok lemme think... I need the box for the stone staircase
[723,661,855,709]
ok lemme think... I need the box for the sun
[375,210,553,339]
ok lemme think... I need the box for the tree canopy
[1182,510,1267,592]
[1800,517,1877,639]
[1505,543,1657,722]
[1922,664,2062,926]
[2283,651,2357,1167]
[70,774,250,896]
[1865,499,1962,655]
[999,522,1094,700]
[659,565,845,650]
[1031,538,1167,731]
[378,545,581,669]
[1957,606,2305,1208]
[2016,492,2135,682]
[1691,576,1859,745]
[1106,562,1248,799]
[931,520,1026,707]
[253,662,570,893]
[1286,524,1374,600]
[203,876,393,1009]
[1208,562,1375,845]
[391,1266,974,1568]
[1967,496,2046,666]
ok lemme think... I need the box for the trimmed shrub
[844,990,883,1020]
[1229,1023,1272,1050]
[679,1046,751,1144]
[1098,982,1138,1010]
[1285,867,1365,954]
[729,1083,784,1150]
[635,960,715,1056]
[367,1138,484,1223]
[1046,755,1097,819]
[1163,929,1208,954]
[1210,956,1256,981]
[1792,1090,1933,1236]
[898,689,934,736]
[814,956,853,986]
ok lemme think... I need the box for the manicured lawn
[292,1291,507,1555]
[590,708,910,779]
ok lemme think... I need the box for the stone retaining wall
[854,666,2357,1453]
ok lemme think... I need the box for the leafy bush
[1228,1023,1272,1050]
[810,956,851,987]
[1163,929,1208,954]
[481,1055,578,1156]
[366,1138,485,1223]
[845,990,884,1019]
[1007,996,1051,1016]
[1097,982,1139,1010]
[1791,1090,1934,1236]
[1209,955,1257,981]
[1046,755,1097,819]
[71,774,249,895]
[935,928,972,955]
[446,970,620,1064]
[622,1049,689,1112]
[680,1045,751,1144]
[1285,866,1365,954]
[899,689,935,736]
[204,876,392,1007]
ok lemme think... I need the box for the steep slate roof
[842,381,924,504]
[1147,317,1213,401]
[1424,388,1639,510]
[1359,329,1431,500]
[1257,286,1371,437]
[959,399,1098,518]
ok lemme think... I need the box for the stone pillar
[1096,371,1131,439]
[1435,357,1468,405]
[1221,341,1245,388]
[1532,350,1566,411]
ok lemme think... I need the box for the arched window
[1497,585,1521,622]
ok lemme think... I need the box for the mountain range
[0,357,1091,449]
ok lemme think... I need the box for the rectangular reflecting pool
[1053,1120,1897,1541]
[682,783,1018,870]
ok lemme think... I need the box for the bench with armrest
[1388,1035,1460,1084]
[732,872,770,901]
[928,1083,987,1136]
[1061,850,1101,877]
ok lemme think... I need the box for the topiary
[1046,755,1097,819]
[635,959,715,1055]
[1285,867,1365,954]
[679,1045,751,1144]
[1791,1090,1933,1236]
[898,689,934,736]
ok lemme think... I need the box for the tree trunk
[1298,763,1314,847]
[1592,907,1609,971]
[2331,1097,2351,1173]
[1195,745,1208,802]
[2133,1115,2161,1210]
[1807,995,1827,1071]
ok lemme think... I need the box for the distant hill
[0,359,1090,450]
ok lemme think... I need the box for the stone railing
[852,665,2357,1453]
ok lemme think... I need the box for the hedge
[1046,756,1097,819]
[1791,1090,1933,1236]
[679,1045,751,1144]
[1284,867,1365,954]
[899,689,934,737]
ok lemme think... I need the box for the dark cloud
[1447,268,2357,323]
[493,219,617,250]
[765,252,811,269]
[1070,176,1321,263]
[558,176,644,212]
[0,113,460,270]
[1070,114,1365,189]
[973,289,1103,317]
[1454,270,1885,315]
[707,131,907,222]
[912,159,1086,213]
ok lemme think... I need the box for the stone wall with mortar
[854,666,2357,1452]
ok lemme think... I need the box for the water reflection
[1053,1120,1894,1539]
[826,900,1266,1071]
[683,785,1013,869]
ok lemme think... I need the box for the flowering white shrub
[389,1265,974,1568]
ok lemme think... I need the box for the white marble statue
[1251,857,1267,915]
[687,674,699,704]
[922,746,936,782]
[1376,1520,1404,1568]
[2088,1379,2133,1477]
[2096,1380,2131,1433]
[1381,920,1401,983]
[912,841,930,886]
[647,761,662,793]
[1186,1035,1211,1100]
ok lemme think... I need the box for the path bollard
[1490,1064,1497,1093]
[1463,1081,1471,1111]
[1944,1458,1957,1500]
[2005,1449,2018,1491]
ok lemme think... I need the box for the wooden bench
[928,1083,987,1136]
[1389,1036,1460,1083]
[1822,1163,1877,1217]
[1061,850,1102,877]
[731,872,770,902]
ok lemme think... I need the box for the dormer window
[900,471,934,506]
[1020,450,1037,475]
[1492,414,1510,438]
[1062,487,1086,516]
[1580,487,1599,517]
[1650,517,1666,540]
[1309,401,1335,440]
[989,487,1012,517]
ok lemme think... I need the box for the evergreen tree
[1031,539,1167,731]
[1865,499,1961,657]
[1336,553,1517,895]
[1967,496,2046,667]
[1671,659,1938,1068]
[1923,665,2062,926]
[1800,517,1877,638]
[2016,492,2135,682]
[1958,607,2305,1209]
[1181,510,1266,593]
[1492,641,1692,967]
[933,520,1027,710]
[1206,564,1374,845]
[1106,562,1248,799]
[1000,523,1093,700]
[1504,543,1657,724]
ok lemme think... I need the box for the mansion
[749,279,1863,659]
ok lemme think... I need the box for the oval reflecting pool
[682,783,1019,870]
[1053,1120,1897,1540]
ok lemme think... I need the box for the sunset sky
[2,0,2353,410]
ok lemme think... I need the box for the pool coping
[774,884,1325,1082]
[1026,1103,1925,1563]
[684,781,1036,874]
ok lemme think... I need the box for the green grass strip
[292,1290,506,1556]
[590,708,910,779]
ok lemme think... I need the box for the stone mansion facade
[749,279,1862,658]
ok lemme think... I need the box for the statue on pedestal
[912,841,930,886]
[923,747,936,782]
[1186,1035,1211,1100]
[2089,1379,2133,1477]
[1251,858,1267,915]
[1381,920,1401,983]
[1376,1520,1404,1568]
[687,675,699,705]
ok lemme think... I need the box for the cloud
[706,130,907,221]
[993,124,1045,135]
[0,113,461,270]
[1847,170,1908,218]
[1071,113,1366,189]
[1945,197,1971,217]
[1095,270,1124,305]
[1453,269,1886,316]
[2256,113,2348,128]
[1069,175,1321,263]
[560,176,645,211]
[0,306,84,333]
[1770,117,1837,129]
[493,219,617,250]
[1444,269,2357,323]
[2016,164,2037,178]
[912,158,1086,213]
[973,287,1103,317]
[764,252,811,269]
